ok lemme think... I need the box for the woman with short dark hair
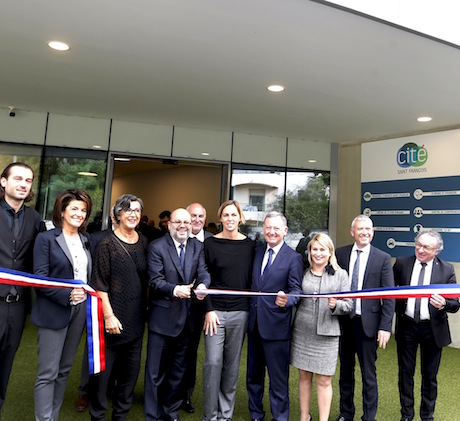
[31,189,92,421]
[89,194,148,420]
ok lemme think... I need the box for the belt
[0,293,22,303]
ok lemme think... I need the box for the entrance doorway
[107,156,226,231]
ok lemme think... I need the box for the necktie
[414,262,427,322]
[262,248,274,277]
[11,212,19,296]
[350,250,362,317]
[179,244,185,272]
[13,212,19,239]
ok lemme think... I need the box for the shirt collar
[266,240,284,255]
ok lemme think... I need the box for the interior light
[308,159,317,163]
[267,85,285,93]
[47,41,70,51]
[77,172,98,177]
[114,157,131,162]
[92,145,102,149]
[417,116,432,122]
[201,152,210,156]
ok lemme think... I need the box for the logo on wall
[397,142,428,168]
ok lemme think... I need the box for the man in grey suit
[145,208,210,421]
[335,215,395,421]
[394,230,459,421]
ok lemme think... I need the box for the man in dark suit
[335,215,395,421]
[145,208,211,421]
[247,211,303,421]
[0,162,41,417]
[180,203,213,414]
[394,230,459,421]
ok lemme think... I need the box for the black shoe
[401,418,413,421]
[181,399,195,414]
[336,416,353,421]
[251,419,264,421]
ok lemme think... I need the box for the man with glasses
[394,230,459,421]
[145,208,210,421]
[0,162,42,417]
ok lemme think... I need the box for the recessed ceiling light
[47,41,70,51]
[417,116,432,122]
[201,152,210,156]
[267,85,285,93]
[77,172,97,177]
[92,145,102,149]
[308,159,317,163]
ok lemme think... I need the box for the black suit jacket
[336,244,395,337]
[147,234,210,337]
[393,255,460,348]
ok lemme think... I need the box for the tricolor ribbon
[196,284,460,299]
[0,267,105,374]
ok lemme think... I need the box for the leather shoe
[75,394,88,412]
[181,399,195,413]
[336,416,352,421]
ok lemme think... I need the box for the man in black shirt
[0,162,41,416]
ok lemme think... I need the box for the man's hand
[194,283,208,301]
[430,293,446,309]
[275,291,288,308]
[377,330,391,349]
[174,283,193,299]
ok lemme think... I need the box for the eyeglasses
[124,208,141,215]
[171,220,191,227]
[415,241,436,252]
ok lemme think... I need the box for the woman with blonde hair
[291,233,352,421]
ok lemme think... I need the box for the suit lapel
[56,231,73,266]
[183,239,195,284]
[166,236,185,281]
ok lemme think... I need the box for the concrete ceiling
[2,0,460,144]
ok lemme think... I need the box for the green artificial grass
[3,320,460,420]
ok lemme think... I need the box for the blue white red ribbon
[0,267,105,374]
[196,284,460,299]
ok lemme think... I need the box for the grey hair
[186,203,207,216]
[351,214,373,230]
[415,230,443,252]
[112,194,144,224]
[264,211,287,227]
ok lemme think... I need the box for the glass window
[37,147,107,230]
[231,164,330,249]
[0,143,43,208]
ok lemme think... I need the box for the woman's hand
[105,314,123,335]
[70,287,86,303]
[204,311,220,336]
[328,297,337,310]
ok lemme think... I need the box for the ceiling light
[267,85,285,93]
[417,116,432,122]
[77,172,97,177]
[47,41,70,51]
[92,145,102,149]
[308,159,317,163]
[201,152,210,156]
[114,157,131,162]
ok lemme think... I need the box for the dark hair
[159,210,171,219]
[52,189,93,231]
[113,194,144,224]
[0,162,35,202]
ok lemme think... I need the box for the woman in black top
[202,200,255,421]
[89,194,148,421]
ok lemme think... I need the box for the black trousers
[0,300,26,410]
[89,336,143,421]
[338,316,378,421]
[397,316,442,421]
